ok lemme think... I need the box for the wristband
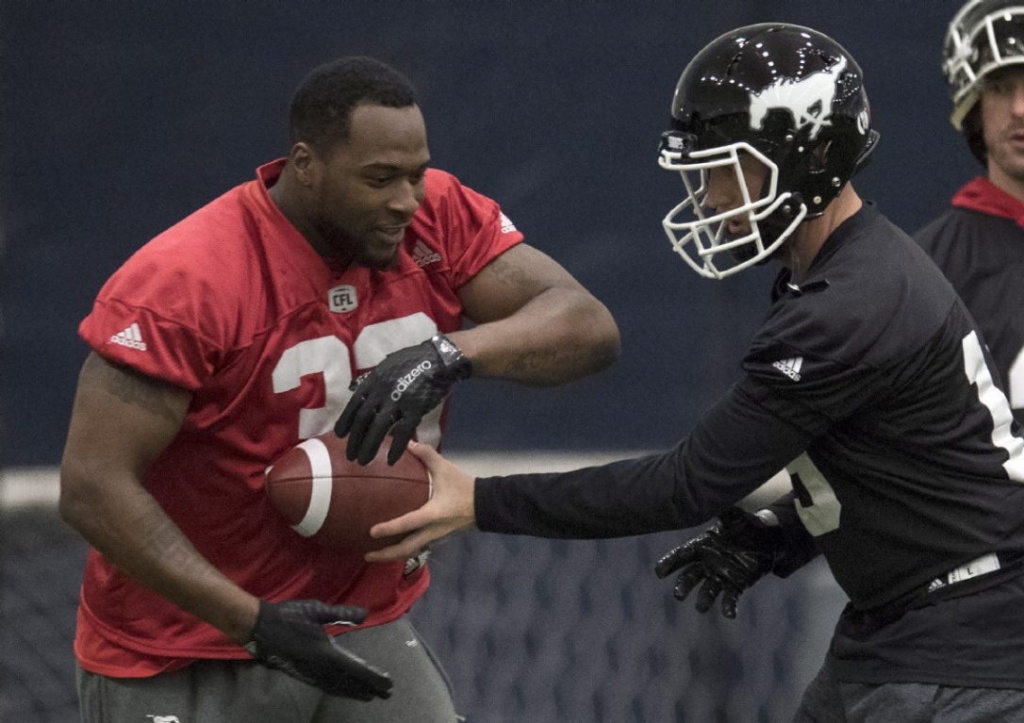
[430,334,472,379]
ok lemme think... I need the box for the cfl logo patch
[328,285,358,313]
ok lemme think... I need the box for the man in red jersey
[59,56,620,722]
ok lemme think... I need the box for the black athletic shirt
[475,203,1024,687]
[915,177,1024,427]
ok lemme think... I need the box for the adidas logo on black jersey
[772,356,803,381]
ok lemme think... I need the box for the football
[265,432,431,552]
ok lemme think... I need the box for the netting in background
[1,506,86,722]
[0,467,845,723]
[412,532,840,723]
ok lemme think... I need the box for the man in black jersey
[364,22,1024,721]
[917,0,1024,428]
[637,0,1024,649]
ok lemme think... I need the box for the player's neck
[785,185,863,282]
[268,172,308,235]
[268,171,334,260]
[987,165,1024,206]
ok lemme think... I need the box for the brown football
[265,433,431,552]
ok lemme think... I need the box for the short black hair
[288,56,417,150]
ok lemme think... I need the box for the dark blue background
[1,1,974,466]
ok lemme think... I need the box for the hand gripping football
[265,432,431,552]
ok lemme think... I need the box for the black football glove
[244,599,393,700]
[654,507,786,619]
[335,334,472,465]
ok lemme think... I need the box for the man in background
[916,0,1024,426]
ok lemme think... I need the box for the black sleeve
[475,377,814,539]
[763,492,822,577]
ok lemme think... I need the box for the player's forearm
[59,469,258,643]
[450,287,620,385]
[475,449,700,538]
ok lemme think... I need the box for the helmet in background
[944,0,1024,164]
[945,0,1024,129]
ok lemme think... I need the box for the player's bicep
[62,351,191,483]
[457,243,589,324]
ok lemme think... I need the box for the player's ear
[290,142,319,188]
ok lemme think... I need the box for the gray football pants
[77,616,460,723]
[793,656,1024,723]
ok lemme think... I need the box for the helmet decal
[748,56,848,141]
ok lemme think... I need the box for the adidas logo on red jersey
[110,323,147,351]
[411,239,442,268]
[500,212,517,234]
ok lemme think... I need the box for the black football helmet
[658,23,880,279]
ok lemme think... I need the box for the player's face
[312,103,430,269]
[982,67,1024,196]
[702,151,769,239]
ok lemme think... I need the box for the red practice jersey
[75,160,523,676]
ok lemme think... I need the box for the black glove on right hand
[244,599,393,700]
[654,508,783,619]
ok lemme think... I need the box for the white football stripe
[291,437,333,537]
